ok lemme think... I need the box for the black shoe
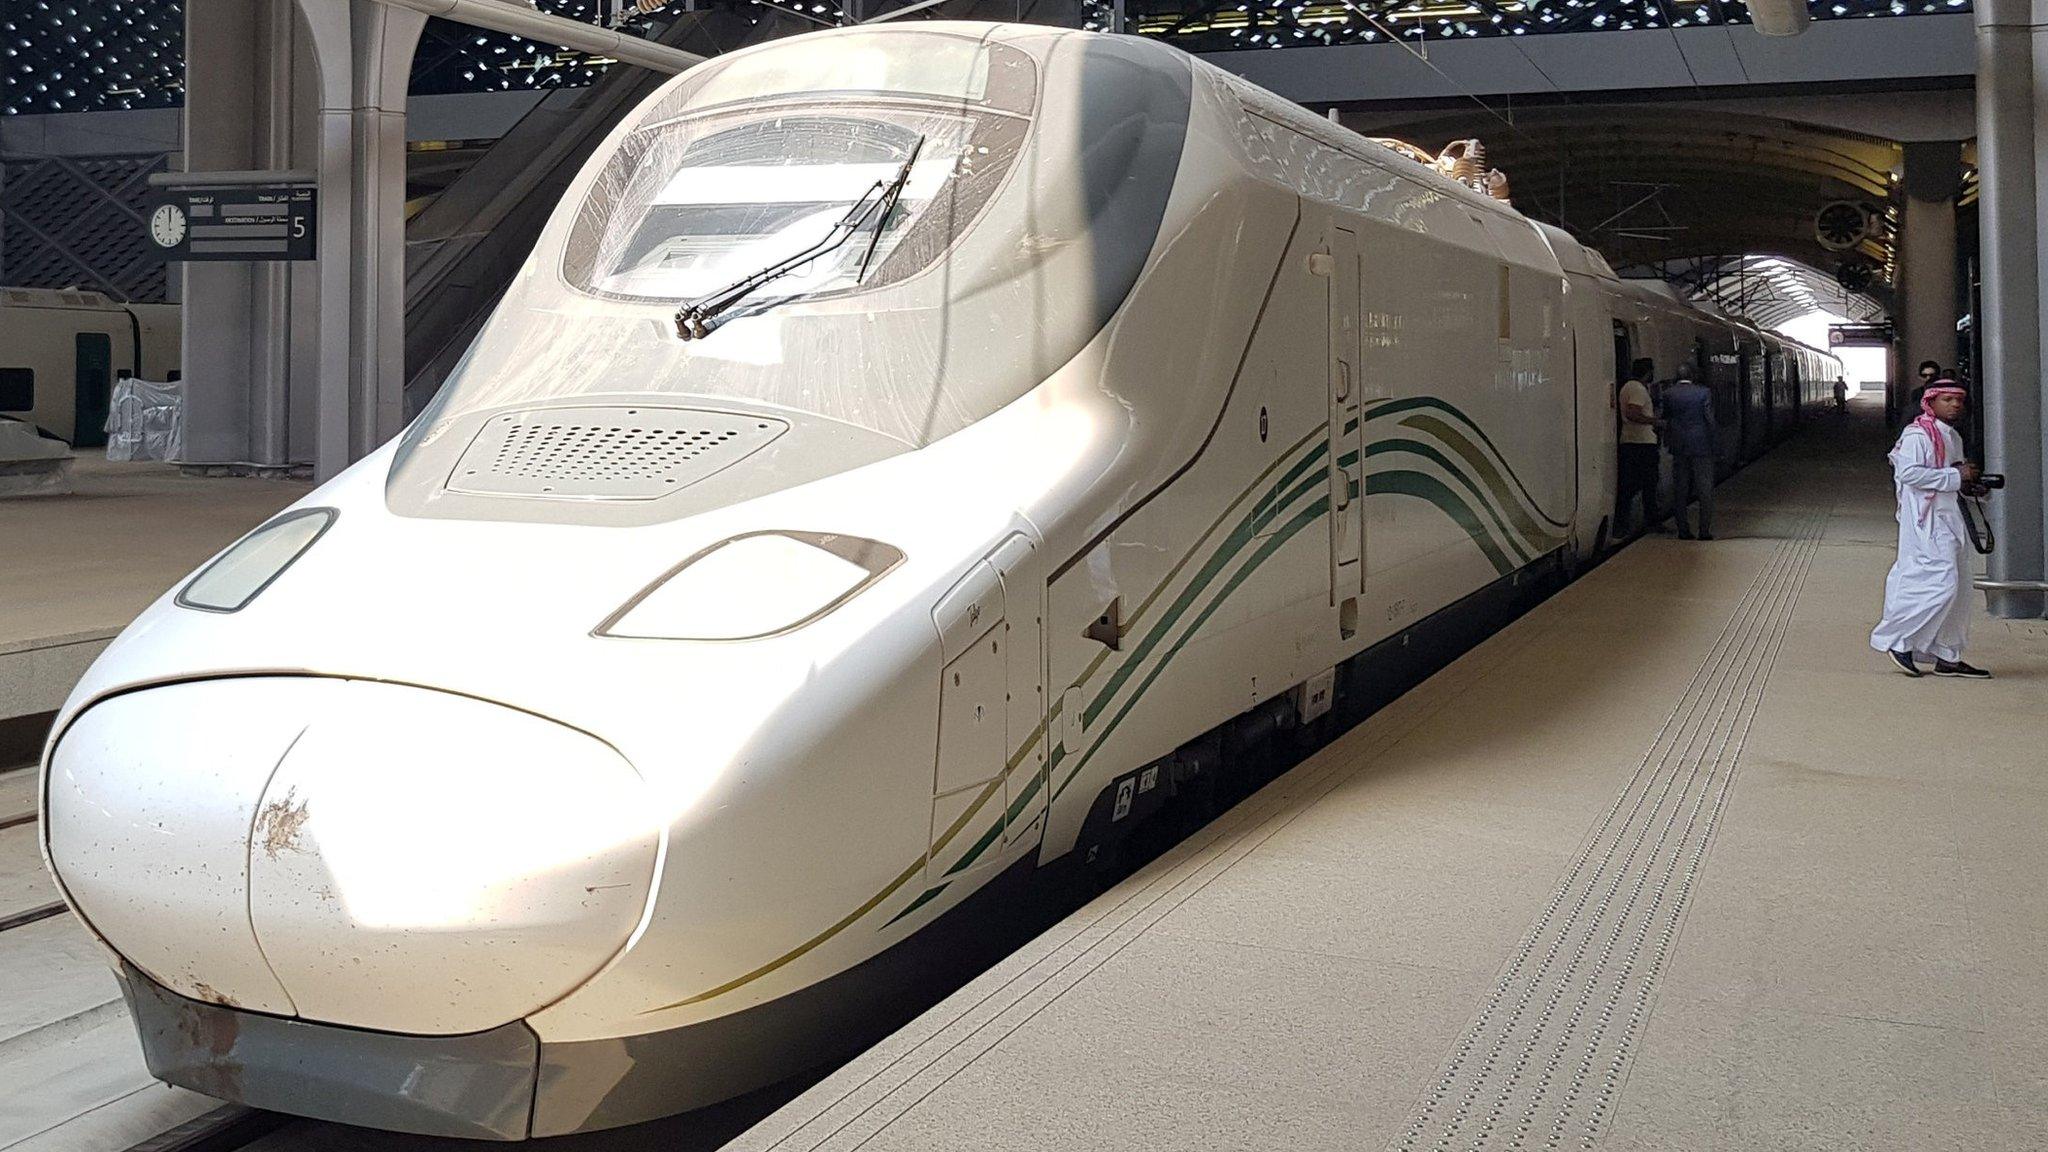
[1888,650,1923,677]
[1933,660,1992,679]
[1699,533,1716,541]
[1677,528,1696,540]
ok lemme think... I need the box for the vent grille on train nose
[447,406,787,500]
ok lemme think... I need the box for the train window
[0,368,29,412]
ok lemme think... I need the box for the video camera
[1962,470,2000,554]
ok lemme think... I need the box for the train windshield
[563,34,1036,304]
[581,115,958,301]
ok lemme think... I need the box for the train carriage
[38,24,1837,1139]
[0,287,179,447]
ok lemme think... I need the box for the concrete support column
[178,0,315,468]
[179,0,261,464]
[348,4,424,465]
[295,0,422,481]
[1974,0,2047,617]
[1897,141,1960,378]
[248,0,297,466]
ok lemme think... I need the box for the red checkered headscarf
[1916,381,1966,468]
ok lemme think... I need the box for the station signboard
[1828,323,1892,349]
[145,184,316,262]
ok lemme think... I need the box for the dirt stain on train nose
[190,981,241,1009]
[254,788,311,859]
[173,996,245,1097]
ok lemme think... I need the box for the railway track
[0,762,63,935]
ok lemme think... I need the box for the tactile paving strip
[1389,510,1830,1152]
[728,567,1569,1152]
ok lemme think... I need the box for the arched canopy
[1662,254,1888,330]
[1346,106,1903,280]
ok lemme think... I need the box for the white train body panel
[36,23,1837,1140]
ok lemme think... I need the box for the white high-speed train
[39,24,1838,1140]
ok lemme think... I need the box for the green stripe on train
[944,425,1540,879]
[1365,396,1571,529]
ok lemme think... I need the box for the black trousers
[1617,443,1660,532]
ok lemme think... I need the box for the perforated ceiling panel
[448,406,787,500]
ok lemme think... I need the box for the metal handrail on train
[1973,579,2048,592]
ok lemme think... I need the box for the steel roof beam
[362,0,706,73]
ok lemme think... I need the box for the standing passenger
[1616,358,1660,536]
[1833,378,1848,414]
[1663,375,1719,540]
[1905,361,1942,421]
[1870,381,1992,678]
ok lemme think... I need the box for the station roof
[4,0,1970,115]
[1656,254,1888,329]
[1126,0,1958,52]
[1345,104,1904,300]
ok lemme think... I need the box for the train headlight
[176,508,336,613]
[597,530,902,641]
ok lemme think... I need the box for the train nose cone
[248,680,660,1034]
[46,679,319,1015]
[48,678,661,1035]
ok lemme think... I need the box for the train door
[1564,308,1619,555]
[1746,346,1768,460]
[1326,227,1365,618]
[1735,347,1754,461]
[1762,353,1776,442]
[73,332,111,448]
[1612,322,1632,438]
[994,537,1047,852]
[928,532,1044,880]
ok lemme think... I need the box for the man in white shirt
[1870,382,1991,678]
[1616,358,1660,536]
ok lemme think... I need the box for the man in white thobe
[1870,382,1992,678]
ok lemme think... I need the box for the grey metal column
[173,0,310,469]
[1975,0,2046,617]
[293,0,420,481]
[1897,141,1960,378]
[348,2,424,465]
[179,0,260,464]
[295,0,357,482]
[249,0,296,467]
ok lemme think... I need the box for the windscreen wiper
[675,137,925,341]
[855,136,923,285]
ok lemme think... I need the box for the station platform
[2,406,2042,1152]
[0,454,308,731]
[733,402,2048,1152]
[2,456,304,1152]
